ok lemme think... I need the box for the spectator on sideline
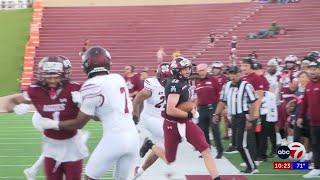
[123,65,143,101]
[229,48,237,66]
[209,32,216,45]
[292,71,312,162]
[298,61,320,178]
[195,63,223,159]
[230,36,237,50]
[172,49,182,59]
[268,21,281,36]
[79,39,90,56]
[157,47,166,63]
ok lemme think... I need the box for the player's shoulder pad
[67,81,81,90]
[80,81,102,99]
[166,78,186,93]
[108,73,126,83]
[69,81,81,85]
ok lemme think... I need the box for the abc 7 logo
[277,142,306,160]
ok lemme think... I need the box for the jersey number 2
[120,87,129,113]
[155,96,165,108]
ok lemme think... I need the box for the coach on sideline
[195,63,223,158]
[213,66,259,174]
[297,61,320,178]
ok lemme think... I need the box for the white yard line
[0,137,100,140]
[0,129,101,132]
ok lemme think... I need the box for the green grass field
[0,9,32,96]
[0,113,114,179]
[0,113,311,180]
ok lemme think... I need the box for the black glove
[133,115,139,125]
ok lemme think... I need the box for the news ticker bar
[274,162,309,170]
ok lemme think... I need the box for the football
[177,102,195,112]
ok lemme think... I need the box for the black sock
[213,176,220,180]
[146,139,154,150]
[279,128,286,139]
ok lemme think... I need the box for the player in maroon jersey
[278,55,298,144]
[6,56,88,180]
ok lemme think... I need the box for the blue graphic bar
[292,162,309,170]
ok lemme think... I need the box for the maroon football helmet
[170,57,192,80]
[37,56,68,86]
[82,46,111,78]
[156,62,171,86]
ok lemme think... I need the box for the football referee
[213,66,259,174]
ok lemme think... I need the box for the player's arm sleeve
[144,79,153,92]
[79,84,103,116]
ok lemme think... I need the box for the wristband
[187,111,193,118]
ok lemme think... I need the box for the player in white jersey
[265,58,281,98]
[39,47,139,180]
[131,63,172,179]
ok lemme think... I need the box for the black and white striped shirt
[220,80,257,115]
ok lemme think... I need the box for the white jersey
[142,77,165,119]
[264,91,278,122]
[140,77,165,147]
[265,73,279,92]
[265,72,281,105]
[80,74,139,179]
[80,74,136,132]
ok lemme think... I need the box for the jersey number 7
[120,87,129,113]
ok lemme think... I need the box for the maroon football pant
[44,157,82,180]
[277,98,294,129]
[163,119,209,163]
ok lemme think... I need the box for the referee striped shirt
[220,80,257,115]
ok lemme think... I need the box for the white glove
[39,117,59,130]
[13,103,30,115]
[71,91,83,107]
[193,111,199,119]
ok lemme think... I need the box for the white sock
[30,154,44,173]
[138,167,144,174]
[287,136,293,144]
[276,133,282,145]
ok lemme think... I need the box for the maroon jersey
[278,72,296,99]
[259,74,270,91]
[298,80,320,126]
[123,73,143,95]
[213,74,228,90]
[195,75,221,105]
[27,82,81,140]
[242,72,265,91]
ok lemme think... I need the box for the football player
[162,57,220,180]
[7,56,88,180]
[39,47,140,180]
[15,56,89,180]
[132,63,171,179]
